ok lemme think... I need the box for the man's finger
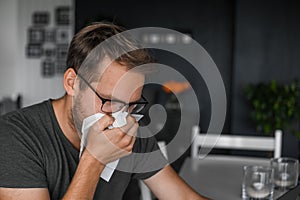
[126,122,139,137]
[93,115,114,131]
[118,115,136,133]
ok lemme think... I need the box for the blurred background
[1,0,300,171]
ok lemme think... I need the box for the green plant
[244,79,300,139]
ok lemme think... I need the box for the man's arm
[0,188,50,200]
[0,151,103,200]
[144,165,210,200]
[62,150,105,199]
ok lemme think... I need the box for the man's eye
[111,102,124,107]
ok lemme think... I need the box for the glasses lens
[102,101,126,113]
[129,104,146,114]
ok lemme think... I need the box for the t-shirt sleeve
[0,119,47,188]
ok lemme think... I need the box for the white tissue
[80,110,143,182]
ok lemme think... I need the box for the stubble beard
[71,93,85,137]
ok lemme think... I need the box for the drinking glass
[242,165,274,200]
[271,157,299,190]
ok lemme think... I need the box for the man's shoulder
[0,99,52,137]
[1,99,50,122]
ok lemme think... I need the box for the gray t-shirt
[0,100,166,199]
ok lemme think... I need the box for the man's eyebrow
[89,82,116,100]
[91,82,139,103]
[97,92,128,103]
[97,92,111,99]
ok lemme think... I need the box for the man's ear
[64,68,77,96]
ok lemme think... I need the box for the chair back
[191,126,282,159]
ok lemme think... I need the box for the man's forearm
[62,150,105,200]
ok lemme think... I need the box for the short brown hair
[66,22,153,77]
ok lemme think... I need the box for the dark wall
[231,0,300,133]
[75,0,234,133]
[75,1,300,156]
[231,0,300,157]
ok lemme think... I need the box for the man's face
[72,57,145,130]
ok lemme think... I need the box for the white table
[179,156,288,200]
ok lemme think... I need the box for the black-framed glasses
[77,73,148,114]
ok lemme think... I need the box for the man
[0,22,208,200]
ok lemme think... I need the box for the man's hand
[63,114,139,200]
[85,114,138,164]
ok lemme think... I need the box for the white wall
[0,0,18,99]
[0,0,74,107]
